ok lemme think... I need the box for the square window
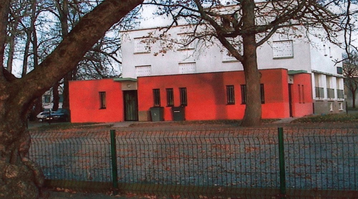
[134,38,150,53]
[273,40,294,59]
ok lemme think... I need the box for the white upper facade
[121,24,343,79]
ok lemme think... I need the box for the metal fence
[29,127,358,197]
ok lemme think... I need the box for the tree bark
[52,82,60,111]
[352,88,356,108]
[0,0,143,198]
[6,29,15,73]
[240,0,262,126]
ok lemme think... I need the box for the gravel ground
[31,119,358,199]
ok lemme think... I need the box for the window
[241,84,265,104]
[222,45,242,62]
[178,33,195,50]
[44,95,51,103]
[337,89,344,99]
[226,85,235,104]
[59,94,64,103]
[135,65,151,77]
[179,63,196,74]
[241,85,247,104]
[166,88,174,107]
[298,84,302,103]
[179,87,187,106]
[301,85,305,103]
[298,84,305,104]
[272,40,294,59]
[134,37,150,53]
[153,89,161,107]
[260,84,265,104]
[315,87,324,98]
[327,88,335,99]
[99,92,106,109]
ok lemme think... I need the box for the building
[42,90,63,110]
[69,24,344,123]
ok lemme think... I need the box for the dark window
[260,84,265,104]
[241,85,246,104]
[226,85,235,104]
[298,84,302,103]
[99,92,106,109]
[179,87,187,106]
[153,89,161,106]
[59,94,64,103]
[166,88,174,106]
[44,95,51,103]
[241,84,265,104]
[301,85,305,103]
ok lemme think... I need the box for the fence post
[110,130,119,195]
[278,127,286,197]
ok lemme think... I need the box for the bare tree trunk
[0,2,41,198]
[52,82,60,111]
[352,89,356,108]
[21,30,31,77]
[1,77,44,198]
[62,73,71,109]
[0,110,44,198]
[54,0,71,110]
[240,0,262,126]
[6,31,15,73]
[0,0,143,197]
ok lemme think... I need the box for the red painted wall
[290,73,313,117]
[260,69,291,118]
[69,79,124,123]
[137,69,312,121]
[68,69,313,123]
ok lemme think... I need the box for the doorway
[123,90,138,121]
[288,84,293,117]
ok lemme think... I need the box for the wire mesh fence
[30,130,112,183]
[29,127,358,197]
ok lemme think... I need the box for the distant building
[42,90,63,110]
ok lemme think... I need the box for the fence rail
[29,127,358,197]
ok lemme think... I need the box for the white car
[36,110,53,122]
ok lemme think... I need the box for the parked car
[36,109,53,122]
[44,109,70,123]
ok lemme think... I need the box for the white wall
[121,25,342,79]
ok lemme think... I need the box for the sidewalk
[47,190,145,199]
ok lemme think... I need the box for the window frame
[153,89,161,107]
[99,91,106,109]
[44,95,51,103]
[134,37,151,53]
[166,88,174,107]
[179,87,187,106]
[226,85,235,105]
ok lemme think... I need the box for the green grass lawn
[293,112,358,123]
[30,122,113,131]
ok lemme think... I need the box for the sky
[139,5,173,29]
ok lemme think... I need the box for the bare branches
[0,0,11,79]
[149,0,346,47]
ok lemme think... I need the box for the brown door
[123,90,138,121]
